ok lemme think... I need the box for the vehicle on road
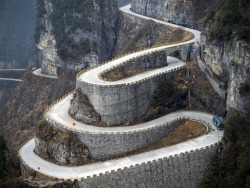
[213,116,223,130]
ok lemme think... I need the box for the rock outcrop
[131,0,198,29]
[37,0,119,76]
[69,89,101,124]
[201,39,250,114]
[35,122,90,166]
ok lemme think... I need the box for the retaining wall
[77,63,185,125]
[45,117,187,159]
[76,145,217,188]
[21,140,218,188]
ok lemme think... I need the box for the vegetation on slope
[121,20,193,54]
[50,0,93,60]
[201,114,250,188]
[205,0,250,40]
[0,136,32,187]
[0,69,77,164]
[0,136,8,178]
[35,0,93,60]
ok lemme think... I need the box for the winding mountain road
[0,78,22,82]
[0,68,26,82]
[33,68,58,79]
[19,4,223,181]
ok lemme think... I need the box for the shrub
[38,120,46,126]
[238,82,250,95]
[237,147,250,174]
[49,0,93,60]
[0,136,6,150]
[0,137,8,178]
[201,159,218,188]
[3,178,32,188]
[208,0,250,41]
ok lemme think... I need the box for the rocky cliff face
[201,39,250,114]
[114,11,193,56]
[35,123,90,166]
[37,0,60,76]
[37,0,119,76]
[69,89,101,124]
[131,0,218,30]
[131,0,196,29]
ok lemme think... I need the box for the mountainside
[36,0,119,75]
[0,0,36,68]
[200,0,250,115]
[0,0,249,187]
[131,0,218,30]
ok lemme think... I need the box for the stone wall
[105,50,168,70]
[21,141,218,187]
[77,145,217,188]
[76,55,185,125]
[45,116,185,159]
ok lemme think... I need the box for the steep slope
[0,69,77,164]
[36,0,119,75]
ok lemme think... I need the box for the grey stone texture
[199,38,250,114]
[131,0,199,29]
[39,0,119,75]
[69,89,101,124]
[76,53,186,125]
[20,144,218,187]
[75,145,217,188]
[116,50,168,69]
[45,117,185,159]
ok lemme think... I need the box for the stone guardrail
[43,94,212,158]
[75,41,191,82]
[19,137,218,187]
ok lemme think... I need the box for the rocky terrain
[131,0,218,30]
[37,0,119,75]
[0,68,77,165]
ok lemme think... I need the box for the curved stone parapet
[77,57,185,125]
[19,111,223,183]
[44,91,215,158]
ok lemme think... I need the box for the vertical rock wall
[37,0,119,75]
[131,0,199,29]
[201,39,250,114]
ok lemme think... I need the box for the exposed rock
[201,38,250,114]
[131,0,196,29]
[38,0,119,75]
[114,12,193,56]
[35,122,90,166]
[69,89,101,124]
